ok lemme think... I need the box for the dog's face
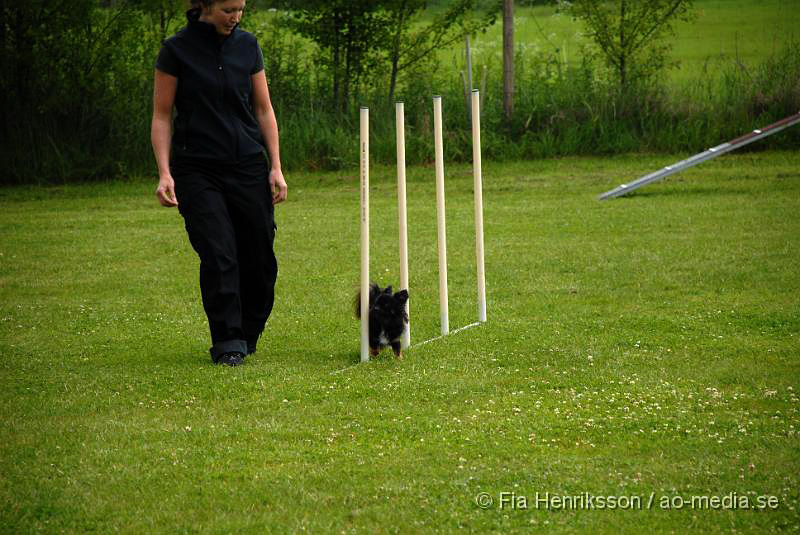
[371,285,408,324]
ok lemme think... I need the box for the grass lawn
[465,0,800,83]
[1,151,799,532]
[253,0,800,85]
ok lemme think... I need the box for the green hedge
[1,5,797,184]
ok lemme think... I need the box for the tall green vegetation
[0,1,174,183]
[380,0,497,104]
[284,1,388,113]
[569,0,695,91]
[0,1,797,184]
[131,0,186,42]
[282,0,497,110]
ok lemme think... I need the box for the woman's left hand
[269,168,287,205]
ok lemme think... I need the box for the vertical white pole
[395,102,411,349]
[360,107,370,362]
[433,96,449,335]
[471,90,487,323]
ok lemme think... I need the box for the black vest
[156,10,266,162]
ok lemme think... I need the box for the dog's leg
[391,341,402,359]
[369,346,380,357]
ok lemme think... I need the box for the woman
[151,0,287,366]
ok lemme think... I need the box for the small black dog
[355,283,409,358]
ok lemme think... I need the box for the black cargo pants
[172,154,277,360]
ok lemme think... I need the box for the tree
[284,0,498,109]
[382,0,499,104]
[1,0,133,115]
[570,0,694,91]
[131,0,184,43]
[288,0,389,112]
[502,0,513,121]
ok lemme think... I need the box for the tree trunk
[0,0,5,92]
[619,0,627,90]
[332,31,341,112]
[343,23,352,114]
[503,0,514,122]
[387,1,407,105]
[389,56,399,106]
[465,34,473,121]
[159,4,166,44]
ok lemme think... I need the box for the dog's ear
[369,282,381,300]
[384,285,393,295]
[394,289,408,304]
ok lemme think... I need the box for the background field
[1,152,799,532]
[466,0,800,83]
[3,0,799,183]
[239,0,800,172]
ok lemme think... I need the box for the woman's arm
[151,69,179,207]
[251,69,288,205]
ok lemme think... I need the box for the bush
[0,3,167,184]
[1,4,797,184]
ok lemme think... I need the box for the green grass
[253,0,800,86]
[669,0,800,82]
[1,152,799,532]
[258,0,800,171]
[467,0,800,83]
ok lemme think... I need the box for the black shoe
[215,351,245,366]
[246,335,260,356]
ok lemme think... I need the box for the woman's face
[199,0,246,36]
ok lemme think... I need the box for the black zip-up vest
[156,9,266,163]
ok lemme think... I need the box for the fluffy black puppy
[355,283,409,358]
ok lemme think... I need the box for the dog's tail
[353,289,362,318]
[354,282,380,318]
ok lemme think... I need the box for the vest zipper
[218,40,239,163]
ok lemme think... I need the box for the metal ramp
[599,112,800,200]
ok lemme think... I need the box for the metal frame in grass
[598,111,800,200]
[359,91,487,363]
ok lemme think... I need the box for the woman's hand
[156,174,179,207]
[269,168,287,205]
[151,69,178,207]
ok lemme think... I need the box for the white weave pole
[471,90,487,323]
[433,96,449,335]
[360,107,370,362]
[395,102,411,349]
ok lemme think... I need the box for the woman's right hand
[152,69,178,208]
[156,174,178,207]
